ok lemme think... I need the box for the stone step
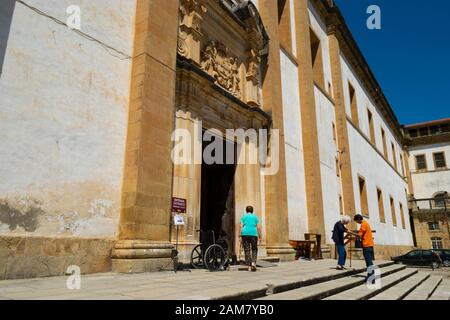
[428,278,450,300]
[257,263,404,300]
[324,268,418,300]
[370,272,430,300]
[259,256,280,263]
[403,275,442,300]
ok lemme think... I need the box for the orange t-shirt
[358,220,374,248]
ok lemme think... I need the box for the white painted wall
[0,0,135,238]
[339,51,413,246]
[409,143,450,199]
[308,3,333,97]
[340,55,404,176]
[280,50,308,240]
[315,87,342,245]
[348,123,413,246]
[307,7,342,244]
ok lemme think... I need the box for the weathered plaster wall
[280,50,308,240]
[0,0,135,238]
[408,143,450,199]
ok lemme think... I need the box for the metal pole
[175,225,179,273]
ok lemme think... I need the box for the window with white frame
[431,237,443,249]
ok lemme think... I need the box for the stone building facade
[0,0,445,279]
[404,119,450,250]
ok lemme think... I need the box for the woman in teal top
[240,206,261,272]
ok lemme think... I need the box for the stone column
[328,30,357,229]
[170,109,202,260]
[258,0,295,261]
[234,138,264,256]
[293,0,326,238]
[112,0,180,273]
[403,148,414,196]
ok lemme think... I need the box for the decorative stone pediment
[178,0,269,107]
[200,40,241,98]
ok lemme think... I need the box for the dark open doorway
[200,133,237,256]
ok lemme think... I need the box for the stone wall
[0,235,115,280]
[412,212,450,249]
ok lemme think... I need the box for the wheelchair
[190,230,230,271]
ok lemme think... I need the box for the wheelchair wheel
[204,244,226,271]
[190,244,204,269]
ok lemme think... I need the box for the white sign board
[174,214,185,226]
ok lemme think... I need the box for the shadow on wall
[0,0,16,76]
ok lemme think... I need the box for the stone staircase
[256,262,449,300]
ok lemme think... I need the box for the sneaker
[336,265,343,270]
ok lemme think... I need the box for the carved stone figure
[200,41,241,98]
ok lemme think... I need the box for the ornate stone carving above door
[200,40,241,98]
[177,0,269,107]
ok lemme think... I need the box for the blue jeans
[363,247,374,268]
[337,245,346,266]
[363,247,374,278]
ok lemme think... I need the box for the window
[391,142,398,170]
[409,129,418,138]
[278,0,292,52]
[310,29,324,89]
[430,126,440,135]
[348,83,359,127]
[377,188,385,223]
[406,251,421,258]
[415,155,427,171]
[428,222,440,231]
[431,237,443,250]
[433,152,447,169]
[381,128,388,158]
[332,122,337,143]
[390,196,397,227]
[441,124,450,133]
[328,82,333,97]
[419,127,429,136]
[358,176,369,217]
[336,157,340,177]
[339,195,344,216]
[367,109,375,144]
[434,191,448,207]
[399,202,406,230]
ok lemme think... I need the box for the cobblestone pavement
[0,259,372,300]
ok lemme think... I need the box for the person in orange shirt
[354,214,375,278]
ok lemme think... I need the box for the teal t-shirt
[240,213,259,237]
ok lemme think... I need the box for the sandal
[251,265,257,272]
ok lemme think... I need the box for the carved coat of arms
[200,40,241,98]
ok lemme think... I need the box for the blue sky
[334,0,450,125]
